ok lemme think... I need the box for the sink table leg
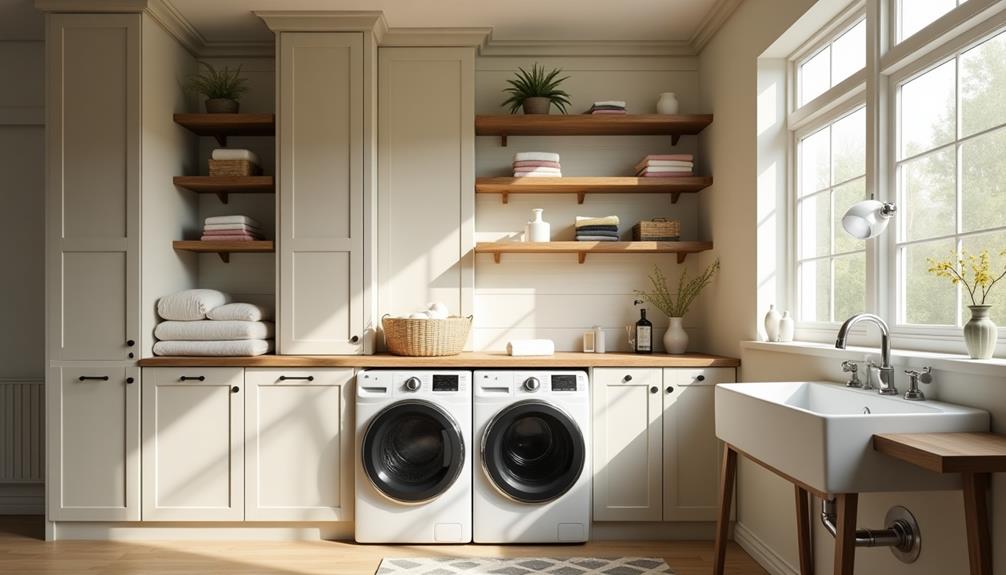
[962,472,992,575]
[795,486,814,575]
[833,493,858,575]
[713,444,738,575]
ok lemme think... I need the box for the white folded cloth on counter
[157,289,230,321]
[207,302,273,322]
[513,151,560,162]
[154,320,274,341]
[153,339,273,357]
[211,148,260,164]
[204,215,261,227]
[506,339,556,356]
[592,100,626,107]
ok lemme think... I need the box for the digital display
[433,374,459,392]
[551,374,578,391]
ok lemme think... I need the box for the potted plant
[501,63,571,115]
[928,249,1006,359]
[635,259,720,354]
[185,62,249,114]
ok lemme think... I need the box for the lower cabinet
[141,367,244,521]
[244,368,354,521]
[592,366,735,522]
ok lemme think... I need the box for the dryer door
[361,400,465,503]
[481,399,586,503]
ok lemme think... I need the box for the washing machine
[355,369,472,543]
[473,370,591,543]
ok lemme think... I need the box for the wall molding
[381,27,491,49]
[733,521,800,575]
[689,0,745,53]
[480,39,696,58]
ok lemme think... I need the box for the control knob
[522,377,541,392]
[404,377,421,392]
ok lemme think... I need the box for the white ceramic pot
[663,317,688,354]
[778,311,795,342]
[964,305,997,359]
[656,92,680,115]
[525,208,551,242]
[764,305,781,342]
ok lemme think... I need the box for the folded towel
[576,230,619,238]
[203,223,263,233]
[157,289,230,321]
[506,339,555,356]
[202,228,263,237]
[575,215,620,228]
[153,339,273,357]
[638,154,694,162]
[207,302,274,322]
[513,172,562,178]
[575,235,621,242]
[634,159,694,171]
[591,110,628,115]
[155,320,274,341]
[513,152,560,162]
[211,148,261,164]
[592,100,626,107]
[204,215,261,227]
[636,165,693,173]
[638,170,695,177]
[512,160,562,169]
[513,167,562,174]
[200,234,262,242]
[575,225,619,233]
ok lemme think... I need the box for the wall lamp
[842,200,897,239]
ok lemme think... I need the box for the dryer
[473,370,591,543]
[355,369,472,543]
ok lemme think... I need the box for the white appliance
[355,370,472,543]
[473,370,591,543]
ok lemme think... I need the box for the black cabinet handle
[666,385,674,394]
[650,386,658,394]
[126,377,135,384]
[350,335,360,343]
[231,386,240,393]
[126,339,135,347]
[128,353,134,359]
[624,374,633,382]
[696,375,706,382]
[78,376,109,382]
[279,375,314,381]
[179,376,206,382]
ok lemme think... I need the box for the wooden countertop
[138,351,740,368]
[873,432,1006,474]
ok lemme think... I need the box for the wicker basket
[382,315,472,356]
[632,218,680,241]
[209,159,262,177]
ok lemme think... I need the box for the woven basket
[382,315,472,356]
[632,218,680,241]
[209,159,262,177]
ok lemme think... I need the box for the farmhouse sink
[715,382,989,495]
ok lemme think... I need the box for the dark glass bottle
[635,308,653,354]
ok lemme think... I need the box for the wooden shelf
[475,240,713,264]
[475,114,713,146]
[173,240,274,263]
[173,113,275,146]
[173,176,274,204]
[476,176,712,204]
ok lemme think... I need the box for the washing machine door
[481,399,585,503]
[361,400,465,503]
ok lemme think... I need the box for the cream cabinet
[141,368,244,521]
[244,368,354,521]
[592,366,735,522]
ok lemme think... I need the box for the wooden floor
[0,516,768,575]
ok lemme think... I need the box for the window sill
[740,340,1006,378]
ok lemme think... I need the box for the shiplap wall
[474,55,704,351]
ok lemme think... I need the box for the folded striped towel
[211,148,260,164]
[514,152,560,162]
[576,230,619,238]
[576,215,620,228]
[205,215,261,227]
[575,235,621,242]
[575,225,618,233]
[513,172,562,178]
[513,160,561,169]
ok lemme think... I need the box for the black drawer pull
[231,386,240,393]
[78,376,109,382]
[650,386,658,394]
[624,374,633,382]
[696,375,706,382]
[279,375,314,381]
[126,377,135,384]
[126,339,135,347]
[666,386,674,394]
[350,335,360,343]
[179,376,206,382]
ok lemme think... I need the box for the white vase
[764,305,781,342]
[663,317,688,354]
[656,92,680,115]
[964,305,997,359]
[778,311,795,342]
[525,208,550,242]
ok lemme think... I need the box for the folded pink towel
[514,170,562,176]
[200,234,262,241]
[513,172,562,178]
[638,170,694,177]
[203,223,262,232]
[636,165,693,174]
[634,160,694,171]
[513,160,562,169]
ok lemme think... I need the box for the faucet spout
[835,313,897,395]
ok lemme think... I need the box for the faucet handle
[905,366,933,384]
[841,360,863,388]
[841,360,859,373]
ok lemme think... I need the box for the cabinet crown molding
[256,10,389,38]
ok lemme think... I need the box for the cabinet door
[278,32,365,354]
[142,368,244,521]
[662,368,735,522]
[45,14,140,362]
[592,368,663,521]
[244,368,354,521]
[47,366,139,521]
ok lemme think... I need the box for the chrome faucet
[835,313,898,395]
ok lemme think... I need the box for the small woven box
[632,218,681,241]
[382,315,472,357]
[208,159,262,177]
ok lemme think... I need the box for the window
[798,19,866,106]
[898,0,969,43]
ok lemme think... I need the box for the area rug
[375,557,675,574]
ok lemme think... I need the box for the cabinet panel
[60,252,128,361]
[245,368,354,521]
[48,366,139,521]
[289,251,354,349]
[142,368,244,521]
[592,367,663,521]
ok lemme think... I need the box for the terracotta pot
[205,98,239,113]
[522,97,551,115]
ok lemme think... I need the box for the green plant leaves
[185,62,249,101]
[500,63,572,114]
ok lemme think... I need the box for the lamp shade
[841,200,897,239]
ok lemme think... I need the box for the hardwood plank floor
[0,517,768,575]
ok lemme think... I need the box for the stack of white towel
[513,152,561,178]
[211,148,261,169]
[634,154,694,177]
[201,215,264,242]
[153,289,274,357]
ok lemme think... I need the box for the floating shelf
[475,176,713,204]
[475,114,713,146]
[173,240,274,263]
[173,176,275,204]
[475,241,713,264]
[173,113,275,146]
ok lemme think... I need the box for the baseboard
[51,521,355,541]
[590,521,716,541]
[0,483,44,515]
[733,521,799,575]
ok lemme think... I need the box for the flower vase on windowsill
[964,305,997,360]
[928,249,1005,360]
